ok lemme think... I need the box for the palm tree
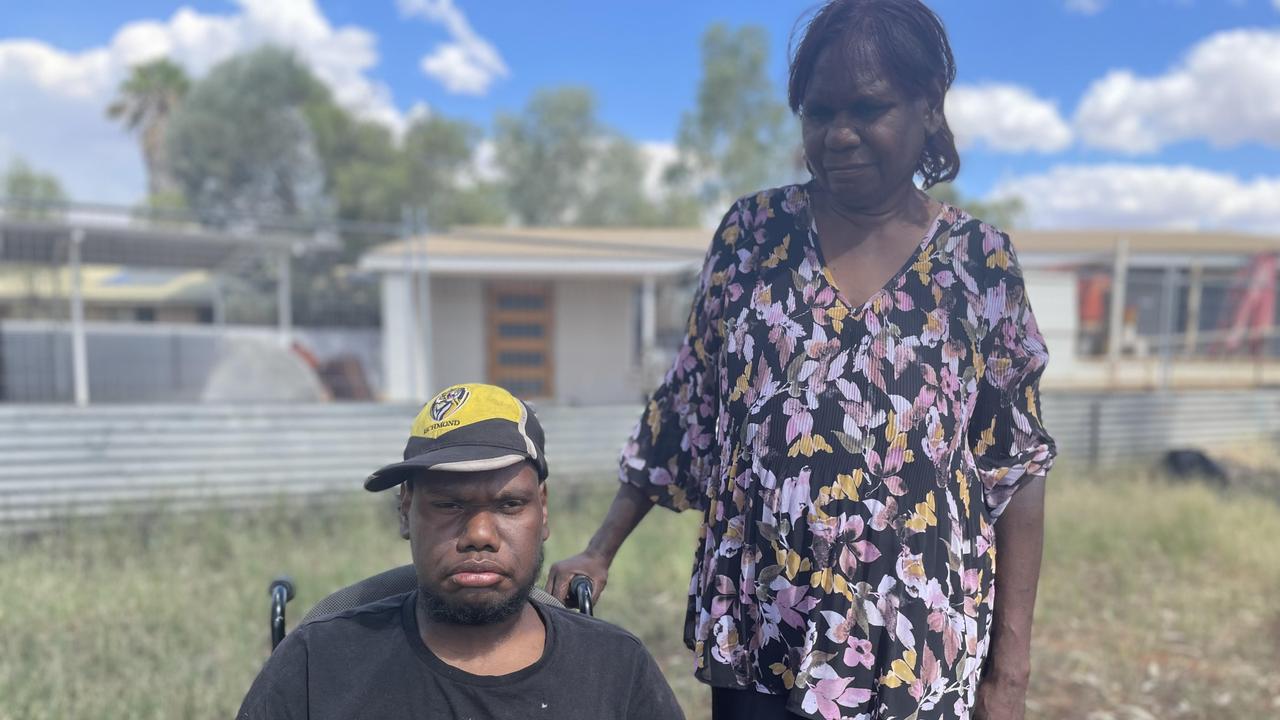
[107,59,190,199]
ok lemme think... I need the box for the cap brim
[364,446,530,492]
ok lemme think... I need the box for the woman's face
[800,44,941,211]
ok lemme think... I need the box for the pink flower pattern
[620,185,1056,719]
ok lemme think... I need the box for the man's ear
[539,481,550,542]
[398,483,412,540]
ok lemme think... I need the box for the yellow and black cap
[364,383,548,492]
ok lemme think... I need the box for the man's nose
[457,509,500,552]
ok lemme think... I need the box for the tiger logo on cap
[430,386,471,422]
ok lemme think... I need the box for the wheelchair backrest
[299,564,565,626]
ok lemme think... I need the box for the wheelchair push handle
[566,575,594,617]
[269,576,296,650]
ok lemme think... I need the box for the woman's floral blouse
[619,184,1056,720]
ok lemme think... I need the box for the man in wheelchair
[238,383,684,719]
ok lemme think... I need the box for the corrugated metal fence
[2,389,1277,528]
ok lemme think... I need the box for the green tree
[107,59,190,200]
[304,98,407,255]
[167,47,329,224]
[669,24,801,212]
[402,114,506,229]
[927,183,1025,229]
[2,158,69,219]
[303,89,504,244]
[576,136,664,227]
[494,87,599,226]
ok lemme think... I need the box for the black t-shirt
[238,591,685,719]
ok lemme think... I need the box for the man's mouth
[450,572,504,588]
[447,561,508,588]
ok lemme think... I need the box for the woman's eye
[802,106,832,122]
[855,103,890,118]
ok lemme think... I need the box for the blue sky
[2,0,1278,230]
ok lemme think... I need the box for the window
[497,322,544,339]
[497,294,547,311]
[497,351,545,367]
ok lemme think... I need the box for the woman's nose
[826,117,862,149]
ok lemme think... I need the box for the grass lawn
[2,469,1278,719]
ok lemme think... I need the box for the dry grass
[2,468,1279,719]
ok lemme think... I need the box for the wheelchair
[269,566,594,649]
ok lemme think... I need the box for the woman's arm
[975,475,1045,720]
[545,482,654,603]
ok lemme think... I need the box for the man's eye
[432,502,463,511]
[500,500,526,512]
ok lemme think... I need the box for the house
[363,224,1280,405]
[0,264,215,323]
[360,227,708,405]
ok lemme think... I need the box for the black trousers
[711,688,806,720]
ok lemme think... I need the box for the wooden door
[486,283,554,400]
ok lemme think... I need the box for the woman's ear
[398,483,412,540]
[922,95,944,135]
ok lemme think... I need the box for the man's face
[399,462,549,625]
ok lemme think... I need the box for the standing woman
[549,1,1056,718]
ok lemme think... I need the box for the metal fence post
[1087,398,1102,469]
[1106,237,1130,388]
[69,227,89,407]
[1158,265,1177,391]
[277,249,293,347]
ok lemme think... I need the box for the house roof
[0,217,305,270]
[1009,228,1280,268]
[360,227,709,277]
[360,225,1280,277]
[0,265,213,304]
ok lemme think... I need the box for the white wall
[554,279,644,405]
[382,274,648,406]
[429,277,486,392]
[1024,269,1079,382]
[380,273,428,402]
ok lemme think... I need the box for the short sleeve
[968,231,1058,520]
[618,205,738,512]
[237,631,310,720]
[625,640,687,720]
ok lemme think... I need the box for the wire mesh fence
[0,199,401,404]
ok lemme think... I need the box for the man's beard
[418,546,544,626]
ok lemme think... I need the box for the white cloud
[398,0,508,95]
[1065,0,1106,15]
[1075,28,1280,153]
[947,84,1073,154]
[988,164,1280,232]
[0,0,403,204]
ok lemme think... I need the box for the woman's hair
[788,0,960,188]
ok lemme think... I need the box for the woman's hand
[544,482,655,605]
[545,549,612,604]
[976,476,1043,720]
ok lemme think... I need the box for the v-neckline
[801,185,951,318]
